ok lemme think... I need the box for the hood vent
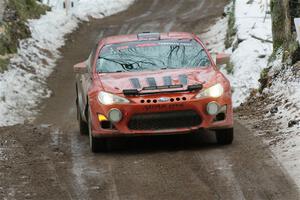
[130,78,141,89]
[124,74,202,96]
[163,76,172,86]
[179,74,188,85]
[146,77,157,87]
[130,74,189,89]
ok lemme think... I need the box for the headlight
[195,83,224,98]
[98,91,130,105]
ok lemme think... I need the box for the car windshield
[96,39,211,73]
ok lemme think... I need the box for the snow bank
[202,0,273,107]
[227,0,273,107]
[0,0,134,126]
[201,17,228,53]
[262,52,300,188]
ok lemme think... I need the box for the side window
[91,45,98,68]
[86,54,92,73]
[86,45,98,73]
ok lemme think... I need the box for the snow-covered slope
[227,0,273,107]
[203,0,273,107]
[0,0,134,126]
[264,52,300,188]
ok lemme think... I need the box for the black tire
[76,99,88,135]
[88,107,108,152]
[215,128,234,145]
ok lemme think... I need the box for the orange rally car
[74,32,233,152]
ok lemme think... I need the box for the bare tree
[270,0,291,50]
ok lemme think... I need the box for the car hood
[97,68,217,94]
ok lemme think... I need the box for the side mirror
[73,62,88,74]
[216,53,231,66]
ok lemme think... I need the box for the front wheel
[88,107,108,152]
[215,128,234,145]
[77,99,88,135]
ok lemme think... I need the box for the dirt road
[0,0,299,199]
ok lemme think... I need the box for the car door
[80,46,97,114]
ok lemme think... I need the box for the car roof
[100,32,196,45]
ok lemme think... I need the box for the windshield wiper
[160,67,177,70]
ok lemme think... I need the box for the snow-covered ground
[228,0,273,107]
[204,0,273,107]
[201,17,227,53]
[205,0,300,188]
[0,0,134,126]
[263,51,300,188]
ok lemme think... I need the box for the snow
[262,51,300,188]
[227,0,273,107]
[201,17,228,53]
[203,0,273,107]
[0,0,134,126]
[273,131,300,189]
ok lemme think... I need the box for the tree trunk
[270,0,291,50]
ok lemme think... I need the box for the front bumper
[89,92,233,137]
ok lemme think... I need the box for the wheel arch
[84,96,89,122]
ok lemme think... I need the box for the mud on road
[0,0,299,199]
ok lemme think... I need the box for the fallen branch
[250,34,273,43]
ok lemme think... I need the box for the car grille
[128,110,201,130]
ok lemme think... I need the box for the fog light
[207,102,220,115]
[108,108,122,123]
[98,114,108,122]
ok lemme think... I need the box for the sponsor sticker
[144,104,184,111]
